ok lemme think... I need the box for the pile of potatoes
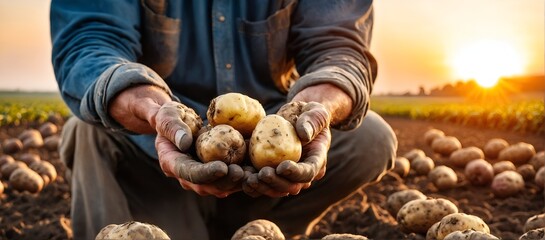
[0,121,62,194]
[389,128,542,198]
[195,93,303,170]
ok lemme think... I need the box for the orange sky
[0,0,543,94]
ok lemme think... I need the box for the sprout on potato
[196,124,246,165]
[392,157,410,177]
[483,138,509,159]
[498,142,536,165]
[431,136,462,156]
[428,165,458,190]
[448,147,484,168]
[464,159,494,186]
[491,170,524,198]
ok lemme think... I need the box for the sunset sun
[450,40,525,88]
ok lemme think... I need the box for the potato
[449,147,484,167]
[492,161,516,175]
[524,213,545,232]
[96,221,170,240]
[411,156,435,175]
[196,124,246,164]
[44,135,62,151]
[386,189,427,217]
[321,233,368,239]
[491,170,524,198]
[2,138,23,154]
[426,222,440,240]
[520,228,545,240]
[1,161,28,179]
[249,115,302,170]
[464,159,494,186]
[429,166,458,190]
[498,142,536,165]
[397,198,458,234]
[19,153,41,165]
[424,129,445,146]
[38,122,58,138]
[0,155,15,167]
[483,138,509,159]
[535,167,545,189]
[529,151,545,170]
[443,229,499,240]
[9,167,44,193]
[29,161,58,185]
[240,236,266,240]
[207,93,266,137]
[392,157,411,177]
[276,101,306,126]
[0,180,3,194]
[434,213,490,240]
[21,132,44,149]
[403,149,426,162]
[517,164,536,181]
[431,136,462,156]
[231,219,285,240]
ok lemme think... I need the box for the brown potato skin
[231,219,285,240]
[498,142,536,165]
[1,161,28,180]
[483,138,509,159]
[403,149,426,162]
[2,138,23,154]
[386,189,426,217]
[429,166,458,190]
[424,129,445,146]
[464,159,494,186]
[517,164,536,181]
[492,161,516,175]
[529,151,545,170]
[9,168,44,193]
[411,156,435,175]
[397,198,458,234]
[535,167,545,190]
[448,147,484,167]
[196,125,246,165]
[491,170,524,198]
[392,157,410,177]
[431,136,462,156]
[524,214,545,232]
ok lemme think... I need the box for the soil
[0,117,544,240]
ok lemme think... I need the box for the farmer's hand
[154,101,244,198]
[243,102,332,197]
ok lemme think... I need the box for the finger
[242,173,262,198]
[130,97,162,130]
[247,173,289,198]
[212,164,245,191]
[155,135,186,177]
[296,102,330,144]
[258,167,300,194]
[155,101,194,151]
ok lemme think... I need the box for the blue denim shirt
[50,0,377,158]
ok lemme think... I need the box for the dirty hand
[243,102,331,197]
[154,101,244,198]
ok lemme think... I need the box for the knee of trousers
[328,111,398,188]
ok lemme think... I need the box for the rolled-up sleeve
[50,0,175,132]
[287,0,377,130]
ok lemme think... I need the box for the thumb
[296,102,330,144]
[155,101,194,152]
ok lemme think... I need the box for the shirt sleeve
[287,0,377,131]
[50,0,176,132]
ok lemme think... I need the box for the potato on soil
[519,228,545,240]
[431,136,462,156]
[18,129,42,140]
[529,151,545,170]
[386,189,427,217]
[483,138,509,159]
[535,167,545,190]
[426,222,440,240]
[9,167,44,193]
[44,135,62,151]
[492,161,516,175]
[0,155,15,167]
[464,159,494,186]
[443,229,499,240]
[498,142,536,165]
[524,213,545,232]
[38,122,58,138]
[20,130,44,149]
[276,101,306,126]
[231,219,285,240]
[403,149,426,162]
[19,153,41,165]
[517,164,536,181]
[196,124,246,165]
[396,198,458,234]
[424,128,445,146]
[249,115,302,170]
[392,157,410,177]
[207,93,266,137]
[1,161,28,179]
[491,170,524,198]
[321,233,368,239]
[428,166,458,190]
[95,221,170,240]
[434,213,490,240]
[0,180,3,194]
[448,147,484,167]
[2,138,23,154]
[411,156,435,175]
[29,161,57,185]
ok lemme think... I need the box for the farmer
[50,0,397,239]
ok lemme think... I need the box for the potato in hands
[196,124,246,165]
[207,93,266,137]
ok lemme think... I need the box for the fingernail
[303,122,313,139]
[175,129,190,151]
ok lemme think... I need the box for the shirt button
[218,15,225,22]
[225,63,232,69]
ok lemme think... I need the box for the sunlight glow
[450,40,525,88]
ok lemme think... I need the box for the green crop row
[371,96,545,134]
[0,93,72,126]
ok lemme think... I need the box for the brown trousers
[60,111,397,240]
